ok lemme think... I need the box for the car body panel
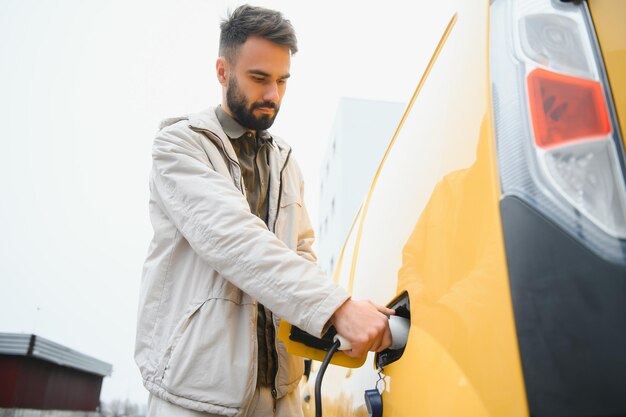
[589,0,626,145]
[295,2,529,416]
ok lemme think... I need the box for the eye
[277,79,287,86]
[251,75,265,83]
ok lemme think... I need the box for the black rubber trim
[501,196,626,417]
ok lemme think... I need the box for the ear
[216,57,228,87]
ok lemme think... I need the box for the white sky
[0,0,446,405]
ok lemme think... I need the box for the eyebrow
[248,69,291,80]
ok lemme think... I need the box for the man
[135,5,393,417]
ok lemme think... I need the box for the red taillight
[527,68,611,149]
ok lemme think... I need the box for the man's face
[220,36,291,131]
[226,75,277,131]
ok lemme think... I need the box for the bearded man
[135,5,393,417]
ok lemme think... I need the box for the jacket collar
[187,107,290,164]
[215,106,274,144]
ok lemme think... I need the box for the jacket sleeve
[150,123,348,337]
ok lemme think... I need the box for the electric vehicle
[280,0,626,416]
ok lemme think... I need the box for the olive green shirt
[216,106,277,388]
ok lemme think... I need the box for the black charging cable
[314,338,342,417]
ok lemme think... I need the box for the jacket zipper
[272,149,292,232]
[270,310,279,414]
[270,148,291,412]
[272,388,277,414]
[252,302,260,412]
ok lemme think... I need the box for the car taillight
[527,68,611,147]
[490,0,626,262]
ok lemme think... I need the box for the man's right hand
[329,298,395,358]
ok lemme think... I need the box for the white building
[317,97,405,275]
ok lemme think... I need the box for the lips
[255,107,275,115]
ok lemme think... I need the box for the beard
[226,76,280,131]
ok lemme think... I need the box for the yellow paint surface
[589,0,626,145]
[381,117,528,416]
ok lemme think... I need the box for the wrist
[329,297,351,326]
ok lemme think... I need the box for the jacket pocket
[275,187,302,249]
[156,301,205,383]
[160,298,256,407]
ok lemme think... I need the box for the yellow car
[280,0,626,416]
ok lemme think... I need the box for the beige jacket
[135,108,349,416]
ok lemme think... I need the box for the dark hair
[219,5,298,63]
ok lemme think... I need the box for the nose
[263,82,280,103]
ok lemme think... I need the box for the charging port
[376,291,411,369]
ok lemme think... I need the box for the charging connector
[333,316,410,351]
[313,315,410,417]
